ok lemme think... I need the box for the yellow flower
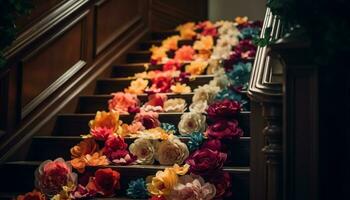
[71,152,109,173]
[125,78,149,95]
[162,35,180,50]
[89,111,120,132]
[150,45,168,63]
[147,168,179,196]
[171,164,190,175]
[235,16,248,25]
[170,83,191,94]
[137,127,169,140]
[176,22,196,40]
[185,60,208,75]
[193,36,214,51]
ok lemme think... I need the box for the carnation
[178,112,206,135]
[155,136,189,165]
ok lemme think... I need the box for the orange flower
[71,152,109,173]
[70,138,99,159]
[195,49,212,60]
[17,190,46,200]
[185,60,208,75]
[174,46,195,62]
[193,35,214,51]
[124,78,149,95]
[119,122,144,137]
[150,45,168,63]
[89,111,120,132]
[176,22,196,40]
[235,16,248,25]
[162,35,180,50]
[170,83,191,94]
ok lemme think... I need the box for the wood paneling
[94,0,143,55]
[21,12,88,117]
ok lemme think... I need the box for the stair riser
[151,31,179,40]
[139,40,194,50]
[54,113,250,137]
[28,137,250,167]
[0,164,249,200]
[95,76,214,94]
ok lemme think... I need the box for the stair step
[53,112,250,137]
[111,63,161,78]
[77,93,194,113]
[0,161,249,200]
[139,39,194,50]
[151,30,179,40]
[95,75,214,94]
[126,51,151,63]
[28,136,250,166]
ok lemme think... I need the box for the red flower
[201,27,218,37]
[103,135,130,162]
[163,59,181,71]
[174,45,195,62]
[202,139,222,151]
[109,149,136,165]
[146,93,168,107]
[235,39,256,59]
[206,120,243,140]
[148,76,173,93]
[16,191,45,200]
[207,99,241,121]
[87,168,120,197]
[149,196,166,200]
[91,127,114,141]
[186,148,227,176]
[223,51,240,71]
[208,171,232,199]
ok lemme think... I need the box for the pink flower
[206,99,241,120]
[108,92,140,114]
[71,184,90,199]
[206,120,243,140]
[90,127,114,141]
[147,76,173,93]
[35,158,77,196]
[174,45,195,62]
[133,111,160,129]
[163,59,181,71]
[109,149,136,165]
[201,27,218,37]
[186,148,227,176]
[103,135,131,162]
[145,94,168,107]
[202,139,222,151]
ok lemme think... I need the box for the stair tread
[100,74,214,81]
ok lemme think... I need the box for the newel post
[262,103,283,200]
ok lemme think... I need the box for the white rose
[178,112,206,135]
[189,101,208,114]
[155,136,189,165]
[129,138,155,164]
[164,98,187,113]
[193,84,220,104]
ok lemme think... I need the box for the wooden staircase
[0,31,251,200]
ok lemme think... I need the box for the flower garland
[17,17,261,200]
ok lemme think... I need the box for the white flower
[209,68,229,89]
[164,98,187,112]
[141,105,163,112]
[192,84,220,104]
[129,138,155,164]
[206,59,221,75]
[189,101,208,114]
[216,34,239,48]
[210,45,232,60]
[155,135,189,165]
[168,174,216,200]
[178,112,206,135]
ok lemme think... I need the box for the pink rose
[206,120,243,140]
[206,99,241,121]
[91,127,114,141]
[108,92,140,114]
[35,158,77,196]
[133,111,160,129]
[186,148,227,176]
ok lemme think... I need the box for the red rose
[149,196,166,200]
[207,99,241,121]
[87,168,120,197]
[186,148,227,176]
[202,139,222,151]
[105,135,127,151]
[208,171,232,199]
[206,120,243,140]
[150,76,173,93]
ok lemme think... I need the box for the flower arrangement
[17,18,261,200]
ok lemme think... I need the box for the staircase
[0,25,254,200]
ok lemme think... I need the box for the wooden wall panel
[94,0,143,55]
[21,12,89,118]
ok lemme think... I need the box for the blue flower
[227,62,252,90]
[126,178,149,199]
[187,132,205,152]
[161,122,177,134]
[240,27,261,39]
